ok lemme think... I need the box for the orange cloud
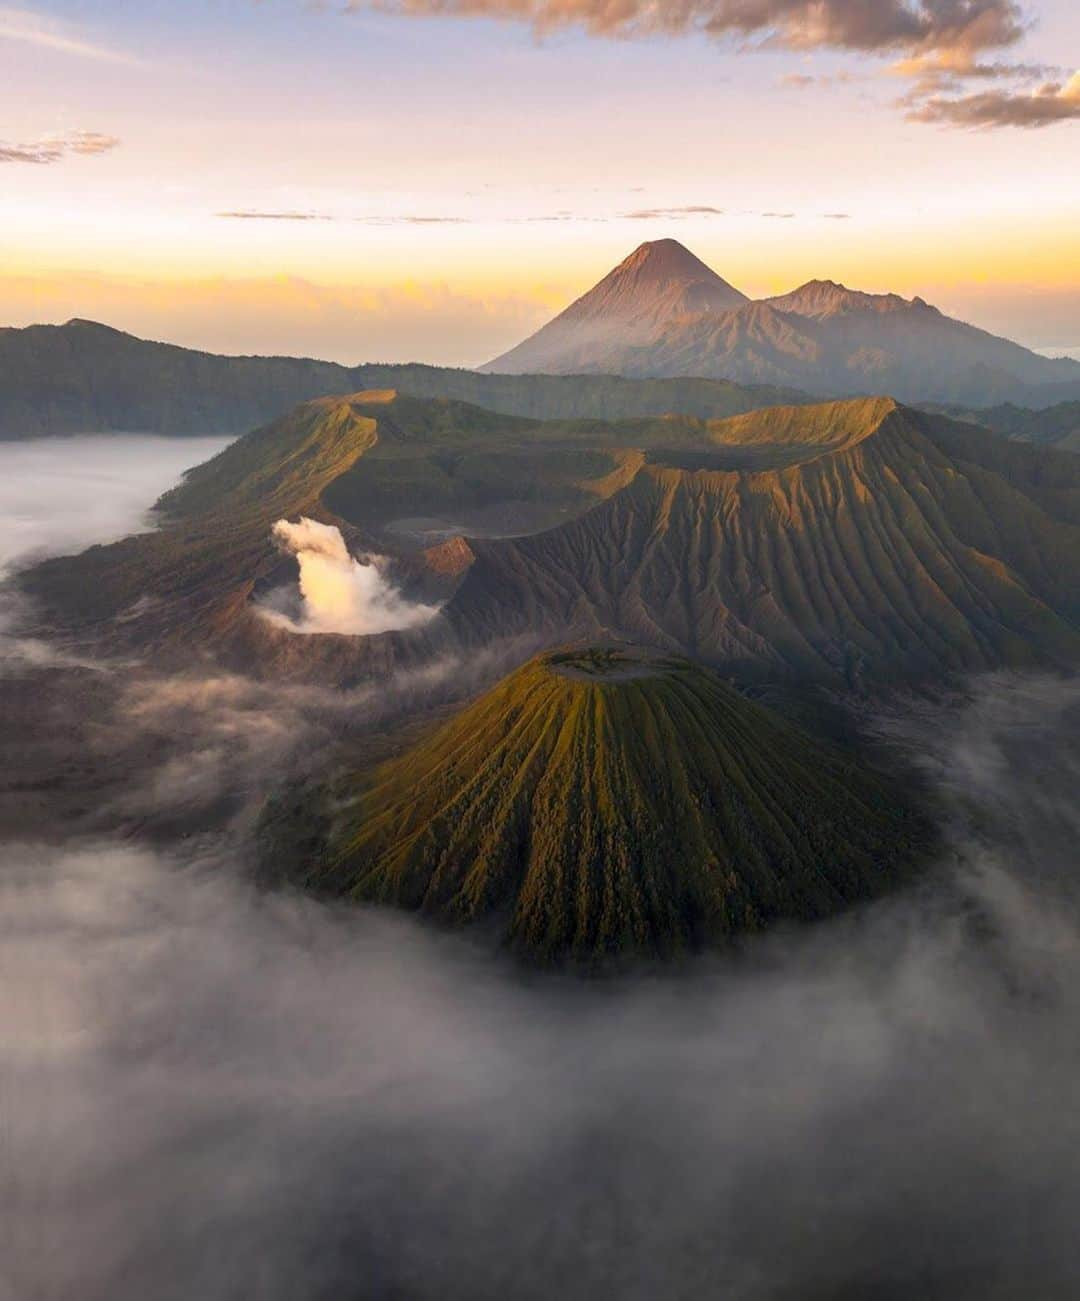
[909,70,1080,127]
[355,0,1026,55]
[348,0,1080,129]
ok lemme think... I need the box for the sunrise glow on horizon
[3,0,1078,365]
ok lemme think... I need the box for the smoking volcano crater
[19,390,1080,694]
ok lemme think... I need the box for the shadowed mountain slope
[0,317,801,439]
[308,646,933,962]
[928,400,1080,454]
[18,390,531,647]
[445,398,1080,684]
[484,242,1080,408]
[20,392,1080,688]
[0,319,351,438]
[16,390,740,663]
[16,392,392,651]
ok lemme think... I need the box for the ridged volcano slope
[318,647,932,962]
[484,241,1080,406]
[19,390,396,638]
[22,392,1080,688]
[446,398,1080,683]
[17,388,741,647]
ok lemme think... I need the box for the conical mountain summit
[484,239,1080,406]
[311,646,933,962]
[483,239,748,375]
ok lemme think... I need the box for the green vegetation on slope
[310,647,933,962]
[999,400,1080,452]
[21,391,1080,690]
[20,392,388,635]
[0,318,807,439]
[0,319,352,438]
[17,388,700,658]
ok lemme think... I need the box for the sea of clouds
[0,434,231,579]
[2,436,1079,1301]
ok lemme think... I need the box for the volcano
[310,646,933,962]
[445,396,1080,683]
[484,239,749,376]
[23,391,1080,688]
[484,240,1080,407]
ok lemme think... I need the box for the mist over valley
[4,7,1080,1264]
[2,382,1080,1294]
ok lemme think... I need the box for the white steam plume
[261,517,440,637]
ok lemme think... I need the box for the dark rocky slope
[446,398,1080,683]
[0,317,801,438]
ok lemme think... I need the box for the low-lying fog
[2,437,1079,1301]
[0,434,232,577]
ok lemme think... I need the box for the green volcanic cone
[317,646,933,962]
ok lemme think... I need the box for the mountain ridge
[20,390,1080,690]
[926,399,1080,454]
[444,397,1080,683]
[483,240,1080,407]
[763,280,932,320]
[0,317,806,439]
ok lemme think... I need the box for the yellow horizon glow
[6,206,1078,301]
[2,0,1076,365]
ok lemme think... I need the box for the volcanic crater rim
[543,644,683,682]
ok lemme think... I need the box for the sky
[1,0,1078,365]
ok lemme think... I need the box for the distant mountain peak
[484,240,1080,393]
[615,238,726,282]
[765,280,941,321]
[565,238,748,325]
[63,318,127,335]
[483,238,748,373]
